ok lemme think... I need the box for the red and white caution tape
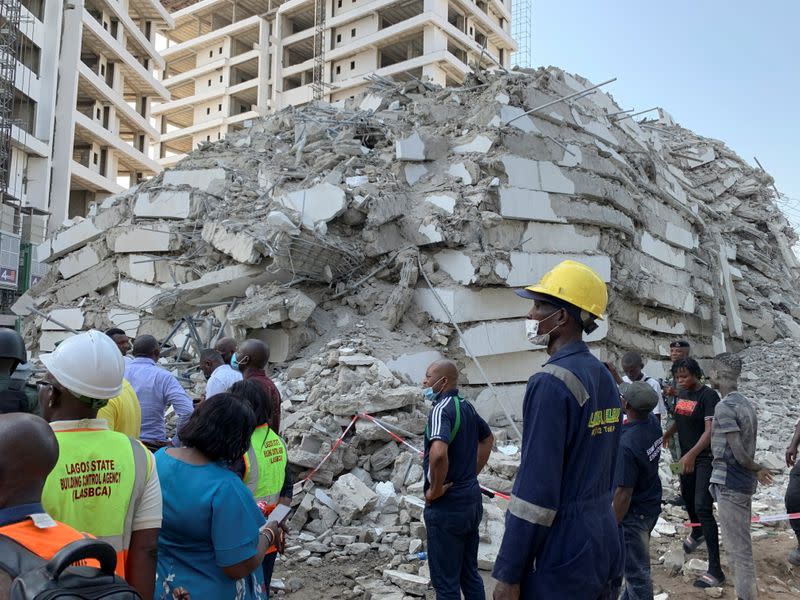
[683,512,800,528]
[302,412,511,501]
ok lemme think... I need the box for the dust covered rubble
[17,65,800,595]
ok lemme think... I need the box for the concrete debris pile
[20,67,800,428]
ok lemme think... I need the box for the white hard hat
[40,330,124,399]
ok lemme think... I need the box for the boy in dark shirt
[613,381,663,600]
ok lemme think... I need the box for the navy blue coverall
[423,388,492,600]
[492,341,624,599]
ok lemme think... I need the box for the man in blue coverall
[422,359,495,600]
[492,260,624,600]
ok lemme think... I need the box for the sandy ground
[273,530,800,600]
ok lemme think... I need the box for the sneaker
[789,547,800,566]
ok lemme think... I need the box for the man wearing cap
[492,260,623,600]
[38,330,162,598]
[613,382,663,600]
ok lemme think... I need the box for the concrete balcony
[70,160,126,194]
[161,15,261,63]
[98,0,166,68]
[77,62,160,139]
[11,126,50,158]
[81,8,170,100]
[73,111,162,175]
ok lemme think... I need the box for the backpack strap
[0,534,47,580]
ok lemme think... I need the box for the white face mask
[525,311,561,346]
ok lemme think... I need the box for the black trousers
[786,462,800,543]
[680,457,721,575]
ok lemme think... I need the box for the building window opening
[350,61,355,69]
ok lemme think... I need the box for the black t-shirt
[423,389,492,506]
[674,385,720,459]
[614,413,663,517]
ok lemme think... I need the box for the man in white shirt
[620,351,667,419]
[200,348,242,399]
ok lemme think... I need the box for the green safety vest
[425,394,462,443]
[41,426,150,577]
[243,424,287,507]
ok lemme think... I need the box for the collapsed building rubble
[15,66,800,593]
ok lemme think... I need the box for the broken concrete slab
[395,132,447,161]
[55,260,117,304]
[425,194,456,214]
[460,318,608,357]
[58,245,102,279]
[42,308,85,331]
[433,250,476,285]
[114,224,179,253]
[134,190,193,219]
[453,135,493,154]
[162,168,226,194]
[382,570,429,596]
[49,219,102,261]
[201,221,262,264]
[498,187,564,222]
[118,279,164,310]
[413,286,530,323]
[505,253,611,287]
[329,473,378,523]
[275,182,347,228]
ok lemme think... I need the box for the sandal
[683,533,705,554]
[693,572,725,588]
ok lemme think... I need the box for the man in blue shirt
[422,359,494,600]
[492,260,623,600]
[125,335,194,450]
[613,381,663,600]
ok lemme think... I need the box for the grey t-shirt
[710,392,758,494]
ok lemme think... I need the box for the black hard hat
[0,328,26,363]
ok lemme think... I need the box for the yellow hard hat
[515,260,607,320]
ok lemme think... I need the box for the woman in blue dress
[154,393,279,600]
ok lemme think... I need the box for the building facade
[156,0,515,166]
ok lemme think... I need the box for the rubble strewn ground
[16,66,800,597]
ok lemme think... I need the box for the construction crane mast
[0,0,20,205]
[311,0,326,100]
[512,0,531,68]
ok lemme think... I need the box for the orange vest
[0,519,100,568]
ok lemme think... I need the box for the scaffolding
[0,0,19,208]
[511,0,531,68]
[311,0,326,100]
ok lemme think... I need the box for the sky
[523,0,800,222]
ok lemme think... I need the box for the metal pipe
[26,307,78,334]
[612,106,659,122]
[505,77,617,125]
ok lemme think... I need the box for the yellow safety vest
[41,425,151,577]
[243,425,287,554]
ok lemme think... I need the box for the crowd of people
[0,259,799,599]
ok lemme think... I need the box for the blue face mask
[231,352,239,371]
[422,377,445,401]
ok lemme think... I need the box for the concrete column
[270,15,284,108]
[256,17,271,114]
[423,0,448,18]
[48,0,85,232]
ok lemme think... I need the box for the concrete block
[413,286,531,323]
[50,220,102,260]
[40,331,74,352]
[404,164,428,186]
[162,168,226,193]
[640,232,686,269]
[425,194,456,214]
[58,245,101,279]
[108,309,140,337]
[558,145,582,167]
[118,279,163,309]
[114,224,178,253]
[383,570,429,596]
[463,350,549,384]
[498,187,563,222]
[498,105,539,133]
[418,222,443,244]
[134,190,193,219]
[42,308,85,331]
[124,255,156,284]
[453,135,493,154]
[460,318,608,357]
[93,202,128,231]
[176,265,274,306]
[717,245,743,337]
[345,175,368,187]
[537,161,575,194]
[276,183,346,227]
[665,222,697,250]
[583,120,619,146]
[501,155,539,189]
[359,93,384,112]
[330,473,378,523]
[474,384,526,424]
[505,253,611,287]
[256,326,313,363]
[55,260,117,304]
[433,250,476,284]
[201,221,261,264]
[520,222,599,253]
[637,312,687,335]
[385,350,443,384]
[395,132,446,161]
[448,162,474,185]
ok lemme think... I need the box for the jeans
[262,552,277,598]
[711,484,757,600]
[620,513,658,600]
[785,462,800,544]
[679,457,722,576]
[424,500,485,600]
